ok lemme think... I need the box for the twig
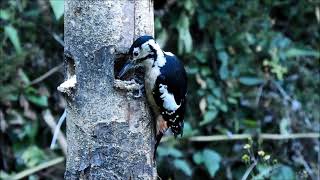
[28,64,63,86]
[9,157,64,180]
[187,133,320,142]
[273,81,292,101]
[255,83,265,106]
[50,110,67,150]
[41,26,64,47]
[42,110,67,155]
[241,160,257,180]
[292,143,315,179]
[51,32,65,47]
[260,133,320,140]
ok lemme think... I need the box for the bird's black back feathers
[153,54,187,136]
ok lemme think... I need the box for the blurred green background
[1,0,319,179]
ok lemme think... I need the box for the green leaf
[270,165,295,180]
[203,149,221,177]
[157,147,183,158]
[214,31,224,50]
[200,67,212,76]
[0,9,10,20]
[217,51,229,63]
[219,64,229,80]
[245,32,256,45]
[26,95,48,107]
[0,85,19,102]
[49,0,64,20]
[173,159,192,176]
[219,103,228,112]
[18,69,30,84]
[217,51,229,80]
[183,0,194,13]
[285,48,320,58]
[254,165,274,180]
[200,109,218,126]
[4,25,22,54]
[242,119,258,128]
[154,17,162,29]
[195,51,207,63]
[21,146,46,167]
[280,118,291,135]
[177,13,193,54]
[192,151,204,165]
[255,164,296,180]
[197,13,207,29]
[0,171,11,180]
[183,122,197,136]
[227,97,237,104]
[156,29,168,48]
[239,77,264,86]
[24,122,39,140]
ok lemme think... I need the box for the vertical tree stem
[64,0,155,179]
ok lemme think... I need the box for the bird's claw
[133,84,145,98]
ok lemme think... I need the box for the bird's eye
[133,52,139,56]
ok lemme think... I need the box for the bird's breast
[144,67,161,114]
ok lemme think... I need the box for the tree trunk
[63,0,156,179]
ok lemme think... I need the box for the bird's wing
[152,55,187,126]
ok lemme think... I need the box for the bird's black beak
[118,60,134,78]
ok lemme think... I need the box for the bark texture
[64,0,155,179]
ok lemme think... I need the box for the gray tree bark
[63,0,156,179]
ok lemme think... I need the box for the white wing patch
[159,84,181,111]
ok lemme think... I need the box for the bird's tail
[154,132,164,160]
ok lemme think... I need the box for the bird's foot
[133,84,145,98]
[133,76,144,84]
[156,116,168,135]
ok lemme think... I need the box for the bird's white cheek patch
[147,40,166,67]
[159,84,180,111]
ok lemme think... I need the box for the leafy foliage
[0,0,65,178]
[155,0,319,179]
[49,0,64,20]
[193,149,221,177]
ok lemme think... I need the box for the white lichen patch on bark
[57,75,77,95]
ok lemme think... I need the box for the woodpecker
[118,36,187,158]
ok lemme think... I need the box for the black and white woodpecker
[118,36,187,157]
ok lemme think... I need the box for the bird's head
[118,35,160,78]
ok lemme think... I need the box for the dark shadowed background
[1,0,319,179]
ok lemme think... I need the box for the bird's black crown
[129,35,154,54]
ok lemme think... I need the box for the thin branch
[28,63,63,86]
[42,110,67,155]
[260,133,320,140]
[241,160,257,180]
[51,32,65,47]
[255,83,265,106]
[292,144,315,179]
[273,81,292,101]
[50,109,67,151]
[187,133,320,142]
[9,157,64,180]
[41,26,65,47]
